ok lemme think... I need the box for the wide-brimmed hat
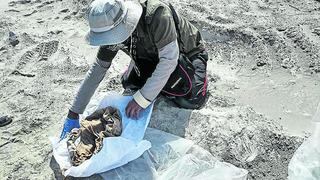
[85,0,142,46]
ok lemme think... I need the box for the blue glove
[60,118,80,140]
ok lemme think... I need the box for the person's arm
[68,59,110,116]
[133,6,179,108]
[133,40,179,108]
[68,47,117,117]
[61,46,117,139]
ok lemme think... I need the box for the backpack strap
[144,1,184,52]
[168,3,185,53]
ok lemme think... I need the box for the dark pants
[122,50,209,109]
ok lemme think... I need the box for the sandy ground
[1,0,320,179]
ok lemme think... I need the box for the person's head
[85,0,142,46]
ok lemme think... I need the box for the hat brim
[85,1,143,46]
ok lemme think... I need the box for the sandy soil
[1,0,320,179]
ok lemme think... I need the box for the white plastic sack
[50,93,154,177]
[288,123,320,180]
[100,128,248,180]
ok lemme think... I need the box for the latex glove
[60,118,80,140]
[125,99,144,119]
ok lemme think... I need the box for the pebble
[0,116,13,127]
[9,31,19,47]
[60,8,69,13]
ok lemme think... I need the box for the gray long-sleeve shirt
[70,40,179,114]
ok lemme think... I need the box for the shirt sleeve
[70,46,117,114]
[96,45,118,62]
[133,40,179,108]
[150,7,177,49]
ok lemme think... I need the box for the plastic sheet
[288,123,320,180]
[51,92,248,179]
[100,128,248,180]
[50,93,154,177]
[312,103,320,123]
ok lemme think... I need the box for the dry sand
[1,0,320,179]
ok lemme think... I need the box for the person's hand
[125,99,144,119]
[60,118,80,140]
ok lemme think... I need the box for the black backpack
[162,4,195,97]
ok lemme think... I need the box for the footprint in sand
[18,40,59,69]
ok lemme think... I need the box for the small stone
[63,15,71,20]
[9,31,19,46]
[19,0,31,4]
[9,0,31,6]
[23,10,37,17]
[0,116,13,127]
[0,46,6,51]
[257,61,267,67]
[207,16,214,20]
[313,28,320,36]
[6,9,20,13]
[60,8,69,13]
[48,30,63,35]
[276,27,287,32]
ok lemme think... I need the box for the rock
[23,10,37,17]
[207,16,214,20]
[63,15,71,20]
[0,46,6,51]
[19,0,31,4]
[11,70,35,77]
[60,8,69,13]
[313,28,320,36]
[9,31,19,47]
[276,27,287,32]
[9,0,31,6]
[48,30,63,35]
[71,11,78,15]
[257,61,267,67]
[0,116,13,127]
[5,9,20,13]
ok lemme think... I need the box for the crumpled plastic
[313,103,320,123]
[288,122,320,180]
[100,128,248,180]
[51,92,248,179]
[50,93,154,177]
